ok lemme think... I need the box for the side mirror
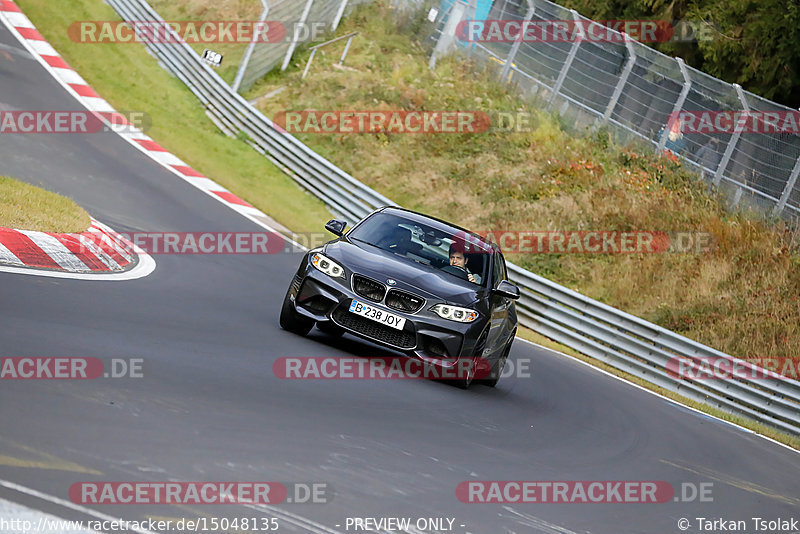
[325,219,347,236]
[493,280,520,300]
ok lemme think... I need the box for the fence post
[602,36,636,123]
[331,0,349,31]
[548,9,584,110]
[713,84,750,186]
[429,1,469,70]
[281,0,315,71]
[656,57,691,152]
[232,0,269,93]
[772,155,800,217]
[499,5,535,84]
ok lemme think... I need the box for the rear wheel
[279,289,313,335]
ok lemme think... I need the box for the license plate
[348,299,406,330]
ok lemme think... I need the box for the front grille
[333,308,415,349]
[385,289,424,313]
[353,274,386,302]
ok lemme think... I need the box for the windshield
[348,212,493,285]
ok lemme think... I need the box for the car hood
[323,239,481,306]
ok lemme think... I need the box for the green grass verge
[16,0,332,234]
[0,176,90,233]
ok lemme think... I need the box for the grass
[147,0,262,85]
[16,0,332,234]
[242,1,800,371]
[0,176,90,233]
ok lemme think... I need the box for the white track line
[0,479,158,534]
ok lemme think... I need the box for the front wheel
[279,289,313,335]
[454,330,488,389]
[478,336,514,388]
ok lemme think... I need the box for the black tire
[454,329,488,389]
[279,290,313,335]
[479,336,514,388]
[317,320,344,337]
[454,354,478,389]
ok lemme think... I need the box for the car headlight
[310,252,345,278]
[431,304,479,323]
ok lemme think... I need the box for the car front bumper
[287,265,486,366]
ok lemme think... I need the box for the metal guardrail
[108,0,800,435]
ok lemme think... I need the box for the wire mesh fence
[233,0,372,92]
[426,0,800,220]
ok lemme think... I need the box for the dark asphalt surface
[1,21,799,534]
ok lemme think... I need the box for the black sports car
[279,206,520,388]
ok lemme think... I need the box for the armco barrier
[108,0,800,435]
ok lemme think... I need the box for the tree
[560,0,800,108]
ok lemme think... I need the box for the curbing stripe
[68,83,99,98]
[48,233,110,271]
[41,54,68,69]
[0,230,61,269]
[15,26,42,40]
[19,230,92,272]
[0,241,23,265]
[0,219,133,273]
[213,191,254,207]
[76,234,120,270]
[0,1,22,12]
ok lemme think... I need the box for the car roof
[376,206,500,253]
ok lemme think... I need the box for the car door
[485,252,513,360]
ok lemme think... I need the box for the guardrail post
[772,154,800,217]
[331,0,349,31]
[232,0,269,93]
[602,36,636,123]
[498,5,534,84]
[281,0,315,71]
[656,57,691,152]
[429,0,469,69]
[713,84,749,186]
[548,10,584,110]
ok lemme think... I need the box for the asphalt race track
[1,21,799,534]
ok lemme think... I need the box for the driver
[448,242,476,283]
